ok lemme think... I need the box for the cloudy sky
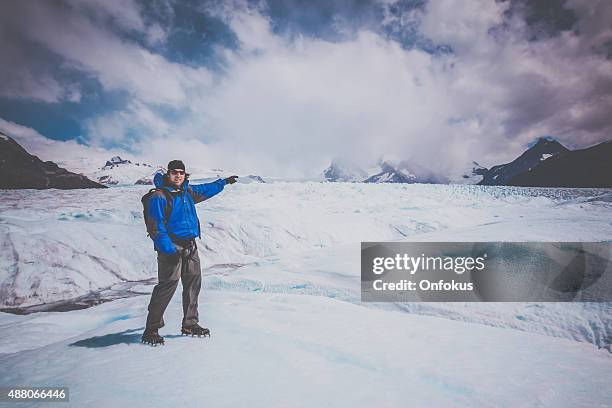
[0,0,611,177]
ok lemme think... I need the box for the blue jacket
[147,172,226,254]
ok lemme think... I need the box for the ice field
[1,181,611,407]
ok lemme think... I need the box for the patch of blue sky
[263,0,384,41]
[260,0,451,56]
[131,0,240,71]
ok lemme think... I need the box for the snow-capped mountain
[363,161,417,183]
[508,140,612,187]
[0,132,106,189]
[324,158,446,184]
[479,137,569,186]
[322,136,606,187]
[91,156,158,186]
[102,156,154,171]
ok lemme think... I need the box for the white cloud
[0,33,76,103]
[565,0,612,51]
[226,8,283,52]
[1,0,611,178]
[1,1,211,107]
[162,7,522,176]
[85,101,173,146]
[81,1,612,176]
[0,71,66,104]
[420,0,507,54]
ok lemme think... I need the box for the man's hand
[160,250,181,263]
[169,251,182,263]
[224,175,238,185]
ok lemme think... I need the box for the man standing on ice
[141,160,237,345]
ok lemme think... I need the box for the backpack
[141,187,202,239]
[141,188,174,238]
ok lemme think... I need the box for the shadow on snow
[69,328,145,348]
[69,328,193,348]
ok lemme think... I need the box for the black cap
[167,160,185,171]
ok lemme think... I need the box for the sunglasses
[169,170,185,175]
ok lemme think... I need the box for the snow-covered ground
[1,182,611,407]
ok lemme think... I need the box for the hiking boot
[141,329,165,346]
[181,323,210,337]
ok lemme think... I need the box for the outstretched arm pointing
[224,175,238,184]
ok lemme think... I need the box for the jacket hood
[153,171,189,190]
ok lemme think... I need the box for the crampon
[181,324,210,337]
[141,329,165,346]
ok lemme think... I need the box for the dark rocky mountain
[0,132,106,189]
[508,140,612,187]
[479,138,569,185]
[322,136,609,187]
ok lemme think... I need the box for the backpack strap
[145,188,175,228]
[155,188,174,222]
[144,187,200,240]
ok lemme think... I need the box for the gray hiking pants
[145,240,202,331]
